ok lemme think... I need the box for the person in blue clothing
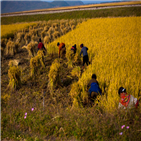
[80,43,89,69]
[87,74,102,100]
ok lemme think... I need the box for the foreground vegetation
[1,8,141,141]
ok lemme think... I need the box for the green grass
[1,6,141,25]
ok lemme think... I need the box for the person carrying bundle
[57,42,66,58]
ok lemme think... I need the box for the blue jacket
[80,47,88,57]
[88,82,102,95]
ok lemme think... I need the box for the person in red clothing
[37,38,46,54]
[57,42,66,58]
[118,87,139,109]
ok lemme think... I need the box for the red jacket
[38,42,44,49]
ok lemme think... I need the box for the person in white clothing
[118,87,139,109]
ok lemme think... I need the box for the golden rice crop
[1,22,36,38]
[71,66,81,79]
[47,17,141,112]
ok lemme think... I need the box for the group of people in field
[37,38,139,110]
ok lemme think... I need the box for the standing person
[87,74,102,101]
[57,42,66,58]
[37,38,46,54]
[71,44,77,54]
[118,87,139,109]
[80,43,89,69]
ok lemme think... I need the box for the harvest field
[1,8,141,141]
[48,16,141,112]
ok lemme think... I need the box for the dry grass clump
[71,66,81,79]
[44,25,50,31]
[23,28,29,33]
[31,34,39,42]
[61,27,70,35]
[29,29,38,36]
[69,82,82,107]
[69,19,76,26]
[44,36,50,44]
[16,32,24,42]
[6,39,19,56]
[29,25,33,30]
[48,59,61,94]
[41,30,46,38]
[60,19,68,25]
[52,31,60,39]
[8,59,20,67]
[71,25,76,30]
[66,49,74,68]
[52,23,58,28]
[1,38,7,48]
[24,33,31,45]
[7,66,21,90]
[30,50,45,77]
[48,27,54,35]
[60,24,65,30]
[22,41,38,57]
[73,52,81,64]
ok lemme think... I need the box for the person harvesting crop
[118,87,139,109]
[80,43,89,69]
[87,74,102,101]
[37,38,46,54]
[71,44,77,54]
[57,42,66,58]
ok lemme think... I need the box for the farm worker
[87,74,102,100]
[71,44,77,54]
[118,87,139,109]
[57,42,66,58]
[80,43,89,69]
[37,38,46,54]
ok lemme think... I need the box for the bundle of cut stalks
[48,59,61,94]
[30,50,45,77]
[7,66,21,90]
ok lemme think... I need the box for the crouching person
[118,87,139,109]
[87,74,102,103]
[57,42,66,58]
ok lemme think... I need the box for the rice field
[47,16,141,112]
[1,22,36,38]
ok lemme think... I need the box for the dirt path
[1,4,141,17]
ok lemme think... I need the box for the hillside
[51,0,70,7]
[1,0,84,14]
[66,0,84,6]
[1,1,53,13]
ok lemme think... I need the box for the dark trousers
[83,55,89,66]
